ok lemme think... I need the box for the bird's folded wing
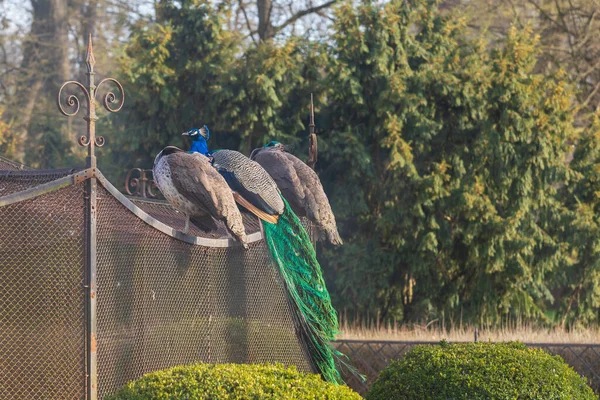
[254,151,305,211]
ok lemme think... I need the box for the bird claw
[218,234,249,249]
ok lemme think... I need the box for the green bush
[366,342,596,400]
[106,362,361,400]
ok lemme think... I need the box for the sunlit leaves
[322,0,580,325]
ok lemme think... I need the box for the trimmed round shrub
[366,341,596,400]
[106,362,361,400]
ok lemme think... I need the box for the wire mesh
[0,160,320,399]
[0,182,86,399]
[96,184,313,398]
[0,168,81,197]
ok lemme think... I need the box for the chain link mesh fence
[96,185,313,398]
[0,181,86,399]
[1,163,315,399]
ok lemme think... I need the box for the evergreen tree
[321,0,577,324]
[104,0,324,182]
[552,115,600,327]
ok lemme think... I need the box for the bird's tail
[262,198,345,384]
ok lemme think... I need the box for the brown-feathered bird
[153,146,247,248]
[250,141,342,245]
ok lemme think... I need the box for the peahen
[153,144,248,248]
[209,148,344,383]
[250,141,343,246]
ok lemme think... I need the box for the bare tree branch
[581,80,600,110]
[272,0,337,35]
[239,0,258,45]
[573,9,596,51]
[316,8,335,22]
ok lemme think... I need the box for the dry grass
[336,316,600,343]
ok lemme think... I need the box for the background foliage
[3,0,600,329]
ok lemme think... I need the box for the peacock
[182,126,352,383]
[183,125,210,154]
[153,144,248,248]
[250,141,343,246]
[208,148,344,384]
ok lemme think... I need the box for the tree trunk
[256,0,274,41]
[8,0,70,161]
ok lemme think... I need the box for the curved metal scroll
[125,168,161,199]
[96,78,125,114]
[57,81,91,118]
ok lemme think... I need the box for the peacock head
[182,125,210,140]
[264,140,284,150]
[250,140,285,160]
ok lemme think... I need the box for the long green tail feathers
[262,198,349,384]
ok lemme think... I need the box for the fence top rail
[0,155,30,170]
[0,169,92,206]
[332,339,600,347]
[0,166,263,248]
[0,168,78,177]
[96,169,262,247]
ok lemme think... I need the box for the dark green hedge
[106,362,361,399]
[366,341,596,400]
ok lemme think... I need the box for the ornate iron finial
[85,34,96,73]
[57,34,124,168]
[307,93,318,169]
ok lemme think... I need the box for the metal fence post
[307,94,318,170]
[57,35,124,399]
[84,37,100,400]
[86,174,98,399]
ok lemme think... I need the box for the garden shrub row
[108,342,596,399]
[106,362,361,400]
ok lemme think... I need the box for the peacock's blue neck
[189,137,209,155]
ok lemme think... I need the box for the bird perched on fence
[208,148,344,384]
[153,145,248,248]
[250,141,342,246]
[183,125,210,154]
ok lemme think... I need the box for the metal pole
[86,175,98,399]
[57,34,124,400]
[307,94,318,170]
[84,35,99,400]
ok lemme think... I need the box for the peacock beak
[182,131,190,136]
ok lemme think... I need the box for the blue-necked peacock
[183,125,211,154]
[251,141,343,246]
[153,142,248,248]
[182,127,344,383]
